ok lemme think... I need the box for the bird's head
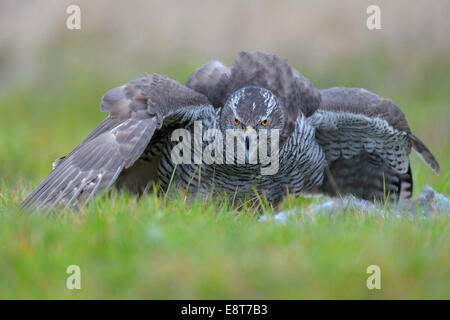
[220,86,284,133]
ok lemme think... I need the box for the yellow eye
[233,117,240,125]
[261,119,269,126]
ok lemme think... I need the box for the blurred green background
[0,0,449,299]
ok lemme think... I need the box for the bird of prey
[21,52,440,211]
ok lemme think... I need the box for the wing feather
[22,73,212,211]
[185,60,231,108]
[311,87,439,200]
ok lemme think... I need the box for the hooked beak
[243,125,254,137]
[244,126,254,149]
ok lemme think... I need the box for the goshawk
[22,52,440,211]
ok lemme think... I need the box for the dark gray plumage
[22,52,440,211]
[311,87,439,199]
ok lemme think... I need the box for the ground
[0,54,449,299]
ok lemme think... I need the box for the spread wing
[309,87,440,200]
[22,74,211,211]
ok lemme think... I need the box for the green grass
[1,188,449,299]
[0,54,449,299]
